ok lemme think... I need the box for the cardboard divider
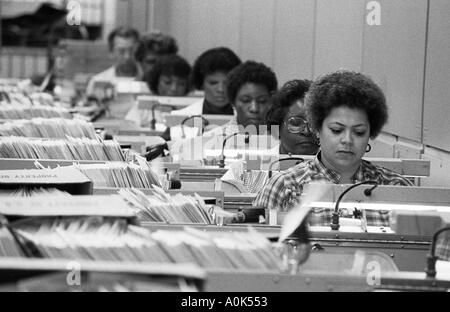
[93,187,224,208]
[165,114,232,128]
[0,195,134,219]
[136,95,200,110]
[0,167,93,195]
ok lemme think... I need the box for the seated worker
[125,54,191,127]
[84,27,141,119]
[266,79,319,155]
[123,54,191,160]
[255,70,413,212]
[169,60,279,161]
[166,47,241,140]
[253,70,414,259]
[145,54,191,97]
[206,60,278,136]
[171,47,242,116]
[86,26,141,97]
[133,54,191,137]
[170,61,278,160]
[135,31,179,76]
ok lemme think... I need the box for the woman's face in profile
[202,71,229,108]
[280,100,319,155]
[319,106,370,173]
[157,74,188,96]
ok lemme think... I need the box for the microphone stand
[268,156,305,178]
[180,115,209,138]
[150,102,161,130]
[425,226,450,278]
[331,180,378,230]
[218,132,250,168]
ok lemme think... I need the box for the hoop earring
[366,143,372,153]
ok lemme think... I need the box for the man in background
[85,26,141,97]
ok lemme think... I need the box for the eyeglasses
[284,117,312,134]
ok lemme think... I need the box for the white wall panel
[362,0,427,142]
[240,0,276,66]
[273,0,315,85]
[314,0,365,77]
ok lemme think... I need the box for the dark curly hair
[305,70,387,139]
[191,47,241,90]
[144,54,191,95]
[135,31,178,62]
[107,26,140,52]
[226,60,278,103]
[266,79,312,126]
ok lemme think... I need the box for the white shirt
[85,66,116,97]
[169,115,280,161]
[170,98,204,116]
[86,66,145,119]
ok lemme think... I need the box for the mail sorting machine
[1,158,440,274]
[0,195,205,291]
[137,221,450,291]
[0,196,447,292]
[173,154,430,189]
[159,155,430,192]
[0,242,447,292]
[140,183,450,273]
[0,259,205,292]
[1,168,445,291]
[268,183,450,273]
[2,156,438,272]
[1,242,448,292]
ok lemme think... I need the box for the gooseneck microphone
[331,180,378,230]
[268,157,305,179]
[363,183,379,196]
[218,132,250,168]
[425,226,450,278]
[180,115,209,138]
[150,102,161,130]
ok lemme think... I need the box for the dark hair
[191,47,241,90]
[107,26,140,52]
[305,70,387,139]
[144,54,192,95]
[226,60,278,103]
[135,31,178,62]
[266,79,312,126]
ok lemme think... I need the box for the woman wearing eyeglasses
[266,79,319,156]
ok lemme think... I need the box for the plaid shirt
[307,206,391,227]
[253,152,414,226]
[436,237,450,261]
